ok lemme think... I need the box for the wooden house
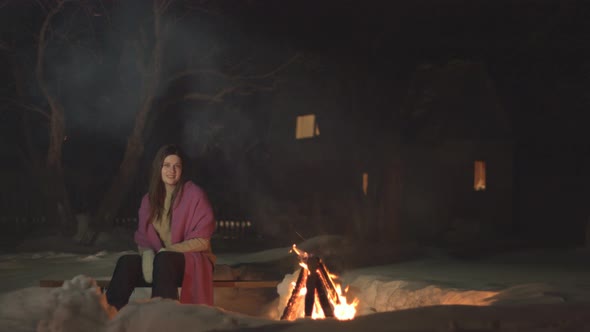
[252,60,514,251]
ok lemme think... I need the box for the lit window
[295,114,320,139]
[362,172,369,195]
[474,160,486,191]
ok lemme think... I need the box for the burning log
[305,256,334,317]
[280,264,309,321]
[317,260,341,305]
[281,245,358,321]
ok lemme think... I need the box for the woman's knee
[116,254,141,269]
[153,251,184,272]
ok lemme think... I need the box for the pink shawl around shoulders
[134,181,216,305]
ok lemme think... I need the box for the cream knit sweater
[139,191,211,254]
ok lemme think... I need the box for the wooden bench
[39,279,280,291]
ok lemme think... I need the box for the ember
[280,245,358,321]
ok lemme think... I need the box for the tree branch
[162,86,237,108]
[0,97,51,119]
[34,0,47,12]
[165,68,234,86]
[156,0,174,13]
[182,92,224,103]
[165,52,302,86]
[241,52,302,80]
[162,52,296,107]
[36,0,67,98]
[36,0,72,168]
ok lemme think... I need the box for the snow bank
[106,299,278,332]
[347,276,497,314]
[0,275,115,332]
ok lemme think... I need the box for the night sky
[1,0,590,247]
[2,1,589,149]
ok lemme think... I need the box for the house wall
[260,73,375,240]
[400,140,513,245]
[515,143,589,246]
[267,71,369,165]
[261,64,516,247]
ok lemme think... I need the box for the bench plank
[39,279,279,289]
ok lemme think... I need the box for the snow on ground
[1,235,590,331]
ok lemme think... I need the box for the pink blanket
[134,181,215,305]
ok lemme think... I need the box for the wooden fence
[0,216,257,241]
[113,218,257,240]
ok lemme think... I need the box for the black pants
[106,251,185,310]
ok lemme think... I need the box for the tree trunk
[83,87,152,242]
[35,1,75,235]
[43,98,75,234]
[83,0,168,244]
[91,136,144,235]
[42,164,75,235]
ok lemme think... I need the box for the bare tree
[1,0,88,234]
[35,0,78,233]
[83,0,300,242]
[3,0,299,242]
[84,0,172,241]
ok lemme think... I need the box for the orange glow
[329,282,358,320]
[441,290,499,306]
[287,245,358,321]
[295,114,319,139]
[291,244,307,258]
[362,172,368,195]
[298,286,307,296]
[311,295,324,319]
[474,160,486,191]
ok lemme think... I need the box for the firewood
[280,267,308,320]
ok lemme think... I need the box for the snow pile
[348,276,497,314]
[0,275,278,332]
[2,237,590,331]
[77,251,109,262]
[37,275,116,332]
[0,275,115,332]
[106,299,278,332]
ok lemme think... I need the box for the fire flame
[284,244,358,320]
[332,284,359,320]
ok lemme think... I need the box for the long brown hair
[147,144,187,224]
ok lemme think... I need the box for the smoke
[40,0,227,143]
[34,0,285,152]
[182,105,256,160]
[30,0,288,229]
[31,1,147,143]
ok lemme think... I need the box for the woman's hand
[167,238,210,253]
[141,249,155,283]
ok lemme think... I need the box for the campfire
[280,245,358,321]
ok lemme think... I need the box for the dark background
[1,0,589,252]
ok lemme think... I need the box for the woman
[106,144,216,310]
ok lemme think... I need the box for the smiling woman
[161,154,183,191]
[106,144,217,310]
